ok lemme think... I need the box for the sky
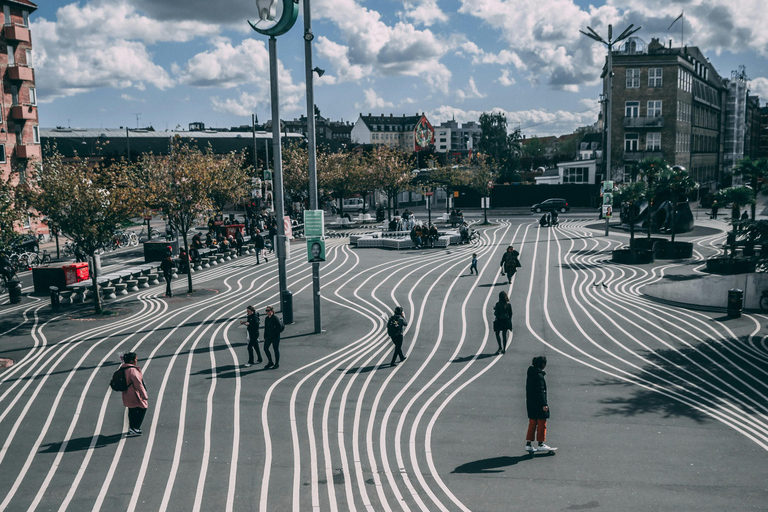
[32,0,768,137]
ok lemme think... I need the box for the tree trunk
[647,198,652,239]
[89,252,102,314]
[629,204,635,249]
[55,231,60,260]
[752,178,758,220]
[387,193,392,221]
[183,230,193,294]
[670,203,677,243]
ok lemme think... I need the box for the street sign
[481,197,490,209]
[304,210,324,238]
[306,237,325,263]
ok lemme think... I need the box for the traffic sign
[304,210,324,238]
[425,191,434,196]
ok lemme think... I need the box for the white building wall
[350,116,372,144]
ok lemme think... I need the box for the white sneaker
[537,443,552,452]
[243,363,252,368]
[525,445,535,453]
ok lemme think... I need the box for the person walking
[492,291,512,354]
[525,356,554,453]
[235,229,244,256]
[499,246,521,284]
[263,305,284,369]
[160,254,175,297]
[121,352,149,436]
[254,229,267,264]
[240,306,262,367]
[268,220,277,254]
[711,201,719,220]
[387,306,408,366]
[469,253,479,275]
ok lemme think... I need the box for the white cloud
[402,0,449,27]
[456,77,486,101]
[211,92,260,117]
[355,89,394,110]
[749,77,768,99]
[498,70,516,86]
[315,37,370,84]
[120,94,145,102]
[427,105,599,136]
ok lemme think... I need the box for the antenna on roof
[132,113,141,129]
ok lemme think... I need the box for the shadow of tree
[592,335,768,424]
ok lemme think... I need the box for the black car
[12,234,39,253]
[531,198,570,213]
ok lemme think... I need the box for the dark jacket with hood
[526,365,549,419]
[500,250,521,274]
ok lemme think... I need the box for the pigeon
[593,282,601,287]
[602,282,608,288]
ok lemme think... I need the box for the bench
[114,282,128,296]
[59,290,73,304]
[125,279,139,293]
[147,273,160,286]
[136,276,150,288]
[171,268,179,279]
[102,286,116,300]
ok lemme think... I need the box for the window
[646,132,661,151]
[626,69,640,88]
[22,10,28,27]
[14,124,21,145]
[624,133,639,152]
[647,100,662,117]
[29,87,36,106]
[33,126,39,144]
[563,167,588,183]
[7,44,14,66]
[623,165,633,183]
[3,5,10,26]
[25,49,32,67]
[648,68,663,87]
[625,101,639,117]
[0,144,5,163]
[11,85,18,105]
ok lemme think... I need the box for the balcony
[10,104,36,121]
[623,116,665,128]
[5,24,30,43]
[624,150,663,162]
[7,65,33,81]
[15,144,40,159]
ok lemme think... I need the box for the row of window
[675,133,690,153]
[372,133,402,140]
[677,69,692,93]
[626,68,663,88]
[0,131,40,161]
[693,133,717,153]
[624,133,661,151]
[2,5,30,27]
[677,101,691,123]
[562,167,589,183]
[625,100,662,117]
[7,46,32,67]
[693,104,718,129]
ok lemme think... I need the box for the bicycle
[28,250,52,267]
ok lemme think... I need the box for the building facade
[605,38,725,187]
[350,113,434,152]
[433,119,481,154]
[2,0,39,232]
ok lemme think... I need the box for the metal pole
[303,0,322,333]
[252,113,258,169]
[269,36,290,315]
[605,31,613,237]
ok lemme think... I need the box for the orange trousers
[526,419,547,442]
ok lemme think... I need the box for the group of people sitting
[410,223,440,249]
[539,211,559,227]
[388,209,417,232]
[449,209,465,227]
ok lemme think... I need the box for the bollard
[8,278,22,304]
[727,288,743,318]
[281,289,294,324]
[49,286,60,309]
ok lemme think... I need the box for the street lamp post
[580,23,640,236]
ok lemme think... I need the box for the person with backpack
[493,291,513,354]
[112,352,149,436]
[525,356,554,453]
[240,306,263,367]
[387,306,408,366]
[263,305,284,369]
[499,245,521,285]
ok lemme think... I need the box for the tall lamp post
[249,0,300,322]
[580,23,640,236]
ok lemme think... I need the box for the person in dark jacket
[160,254,175,297]
[499,246,521,284]
[240,305,262,367]
[525,356,552,453]
[205,232,214,248]
[178,248,190,274]
[492,291,512,354]
[254,229,267,264]
[268,221,277,253]
[387,306,408,366]
[263,305,284,369]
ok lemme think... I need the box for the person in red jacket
[121,352,149,436]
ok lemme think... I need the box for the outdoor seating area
[349,229,462,250]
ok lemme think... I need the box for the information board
[304,210,325,238]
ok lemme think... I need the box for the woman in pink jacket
[121,352,149,436]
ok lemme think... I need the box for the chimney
[368,113,371,116]
[648,38,662,52]
[669,39,672,48]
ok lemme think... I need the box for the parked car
[12,234,39,254]
[341,197,368,213]
[531,198,570,213]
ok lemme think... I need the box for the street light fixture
[580,23,640,236]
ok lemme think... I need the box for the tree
[368,145,414,220]
[427,163,465,212]
[715,186,754,229]
[478,111,521,180]
[654,166,696,242]
[143,138,217,294]
[282,142,309,203]
[0,168,31,255]
[733,157,768,220]
[318,148,364,216]
[636,157,667,238]
[462,154,498,225]
[207,149,251,216]
[32,151,141,314]
[616,181,647,248]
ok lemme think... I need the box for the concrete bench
[382,238,413,250]
[171,268,179,279]
[125,279,139,293]
[245,244,254,254]
[102,286,117,300]
[223,250,232,261]
[59,290,73,305]
[137,276,150,288]
[200,257,210,268]
[114,282,128,296]
[435,235,452,248]
[193,259,203,271]
[230,249,239,259]
[147,273,160,286]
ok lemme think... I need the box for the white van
[341,197,368,213]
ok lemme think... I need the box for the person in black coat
[492,291,512,354]
[160,255,175,297]
[254,229,267,264]
[387,306,408,366]
[262,305,284,369]
[499,246,521,284]
[525,356,552,452]
[240,305,262,367]
[235,230,244,256]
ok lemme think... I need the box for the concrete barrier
[641,272,768,311]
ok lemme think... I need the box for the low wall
[641,272,768,310]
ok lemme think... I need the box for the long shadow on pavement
[452,455,532,473]
[39,433,123,453]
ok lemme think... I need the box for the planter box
[654,241,694,259]
[612,248,655,264]
[705,257,756,275]
[144,239,179,262]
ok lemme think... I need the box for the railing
[623,116,664,128]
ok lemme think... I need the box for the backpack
[109,365,135,392]
[387,316,401,337]
[278,317,285,333]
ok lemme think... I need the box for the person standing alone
[468,253,479,275]
[241,306,262,367]
[160,254,175,297]
[499,246,521,285]
[492,291,512,354]
[121,352,149,436]
[387,306,408,366]
[525,356,554,453]
[263,305,284,369]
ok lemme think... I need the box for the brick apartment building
[605,38,725,187]
[2,0,39,232]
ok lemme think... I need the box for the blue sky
[33,0,768,137]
